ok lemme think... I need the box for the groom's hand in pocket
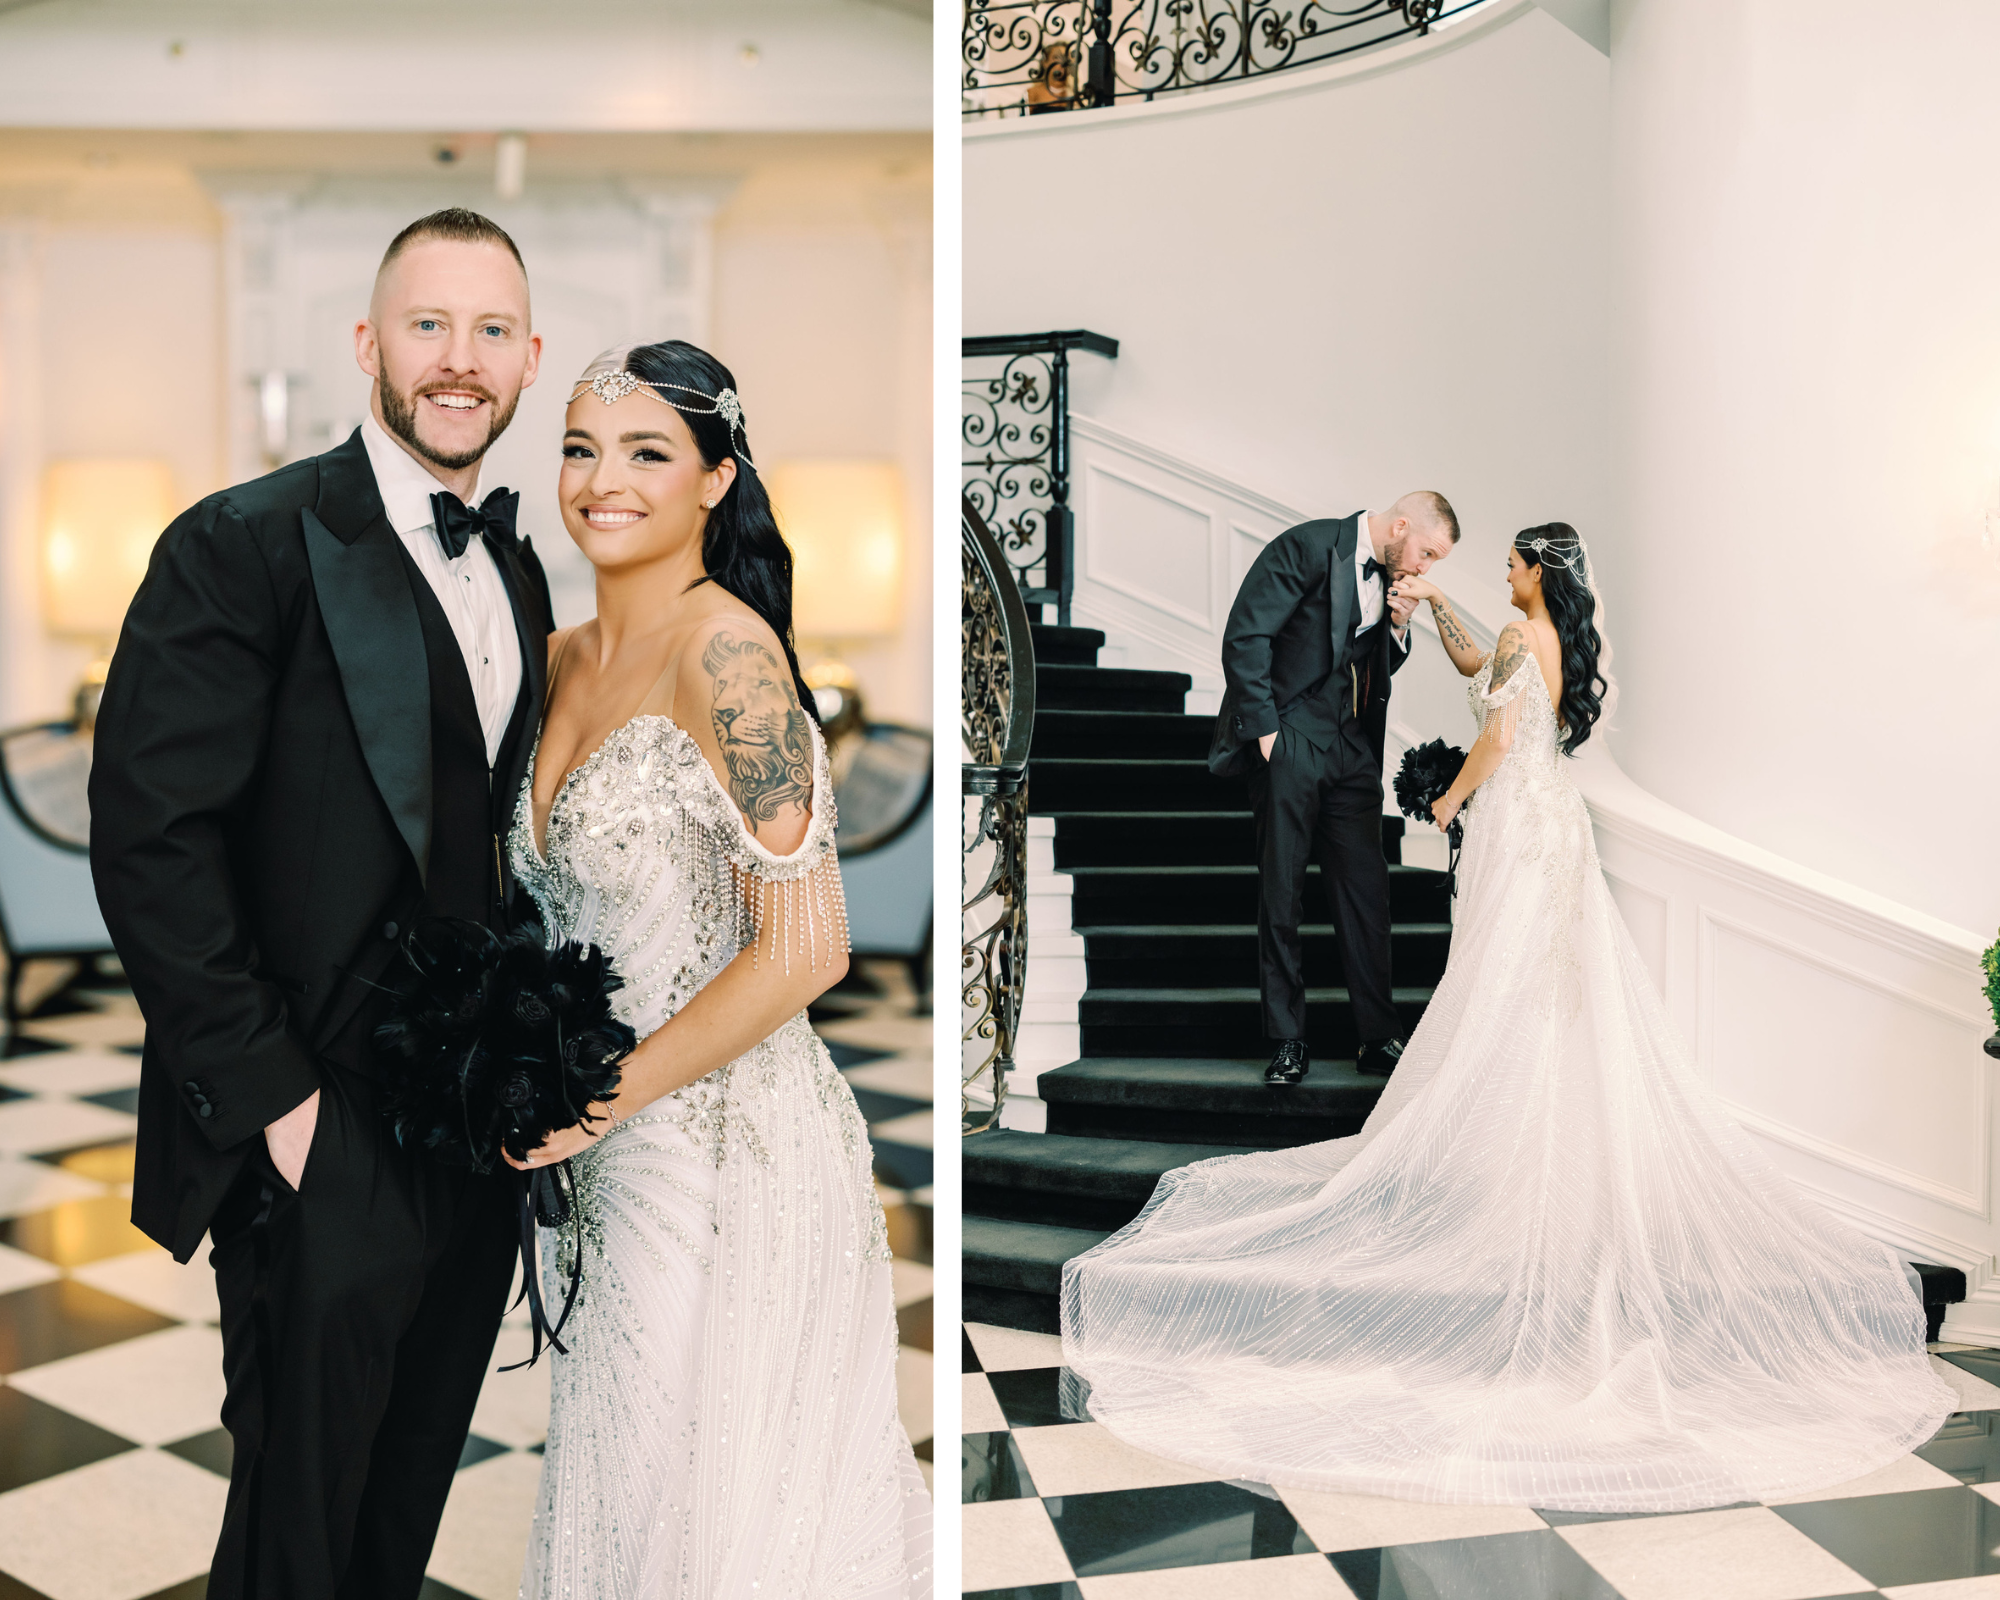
[265,1089,320,1192]
[1259,732,1277,762]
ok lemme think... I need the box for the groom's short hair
[377,208,525,277]
[1412,491,1459,543]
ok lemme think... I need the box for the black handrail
[962,330,1119,627]
[963,0,1480,119]
[962,497,1036,1134]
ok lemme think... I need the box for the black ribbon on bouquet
[501,1159,586,1371]
[1393,739,1468,900]
[368,918,635,1371]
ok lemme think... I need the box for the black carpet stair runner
[963,621,1968,1343]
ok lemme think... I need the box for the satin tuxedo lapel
[302,434,433,884]
[487,535,550,828]
[1327,515,1359,673]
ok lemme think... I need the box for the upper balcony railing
[963,0,1488,119]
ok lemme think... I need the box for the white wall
[1606,0,2000,934]
[965,2,1615,671]
[713,159,933,725]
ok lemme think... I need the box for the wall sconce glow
[40,459,173,639]
[258,369,289,461]
[496,133,527,202]
[764,460,905,639]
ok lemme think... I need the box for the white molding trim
[1784,1171,1992,1285]
[1071,415,1316,526]
[1694,906,1989,1218]
[1080,458,1224,632]
[1584,774,1984,972]
[964,0,1531,142]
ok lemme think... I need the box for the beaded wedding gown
[1061,650,1955,1512]
[510,714,931,1598]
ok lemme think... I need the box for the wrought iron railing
[962,330,1118,626]
[963,0,1488,118]
[962,496,1037,1136]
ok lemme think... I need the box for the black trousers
[205,1053,517,1600]
[1246,720,1401,1044]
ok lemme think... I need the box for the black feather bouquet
[1393,739,1465,834]
[372,919,634,1365]
[373,920,632,1171]
[1394,739,1468,894]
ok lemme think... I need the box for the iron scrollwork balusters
[963,499,1036,1136]
[963,0,1480,117]
[961,330,1118,626]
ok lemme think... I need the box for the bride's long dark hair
[617,338,821,727]
[1514,522,1606,756]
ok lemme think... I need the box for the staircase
[961,622,1970,1343]
[963,621,1453,1333]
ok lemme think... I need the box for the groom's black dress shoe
[1265,1040,1309,1085]
[1356,1037,1406,1078]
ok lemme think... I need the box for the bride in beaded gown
[504,341,928,1598]
[1061,524,1954,1514]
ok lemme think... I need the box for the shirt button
[382,921,400,940]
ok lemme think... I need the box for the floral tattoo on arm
[704,632,812,832]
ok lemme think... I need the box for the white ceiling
[0,0,931,132]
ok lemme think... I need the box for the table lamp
[40,458,174,724]
[763,459,906,728]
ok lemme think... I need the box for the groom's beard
[377,369,522,473]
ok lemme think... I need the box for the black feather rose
[372,920,634,1172]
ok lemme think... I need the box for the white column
[0,221,52,725]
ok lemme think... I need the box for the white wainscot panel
[1604,870,1669,1001]
[1083,462,1215,629]
[1699,912,1989,1216]
[1230,522,1272,595]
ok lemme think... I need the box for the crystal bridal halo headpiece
[570,345,752,465]
[1523,530,1593,585]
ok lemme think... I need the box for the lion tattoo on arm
[704,630,813,833]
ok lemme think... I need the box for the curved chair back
[0,724,114,1034]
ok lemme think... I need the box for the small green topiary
[1985,929,2000,1033]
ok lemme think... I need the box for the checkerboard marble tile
[0,961,933,1600]
[961,1320,2000,1600]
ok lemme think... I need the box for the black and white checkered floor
[963,1320,2000,1600]
[0,960,932,1600]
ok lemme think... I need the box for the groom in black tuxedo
[1209,493,1458,1085]
[90,209,554,1599]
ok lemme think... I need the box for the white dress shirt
[1354,512,1385,631]
[360,413,524,765]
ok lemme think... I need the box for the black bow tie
[429,489,519,561]
[1362,557,1384,583]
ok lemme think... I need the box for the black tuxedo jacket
[89,430,554,1262]
[1208,515,1410,777]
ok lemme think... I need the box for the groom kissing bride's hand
[1207,491,1460,1087]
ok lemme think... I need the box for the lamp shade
[41,459,174,638]
[763,460,905,639]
